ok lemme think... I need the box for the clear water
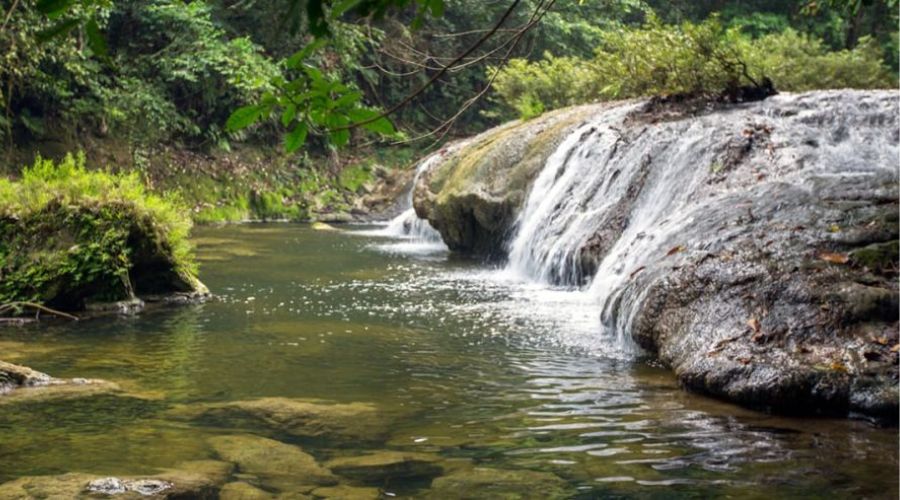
[0,224,896,498]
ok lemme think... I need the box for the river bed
[0,224,896,498]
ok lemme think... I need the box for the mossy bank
[0,154,207,314]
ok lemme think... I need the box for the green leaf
[331,0,362,19]
[36,0,74,16]
[85,19,108,57]
[281,104,297,127]
[226,105,262,132]
[286,39,327,69]
[284,122,309,153]
[361,117,396,135]
[329,129,350,147]
[36,18,80,43]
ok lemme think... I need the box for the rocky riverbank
[413,90,899,421]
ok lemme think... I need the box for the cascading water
[504,93,898,351]
[379,154,444,242]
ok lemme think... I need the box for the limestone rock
[326,451,443,484]
[188,397,391,442]
[428,467,571,499]
[209,434,337,489]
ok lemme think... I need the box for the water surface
[0,224,896,498]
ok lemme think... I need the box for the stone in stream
[325,451,443,484]
[220,481,276,499]
[185,397,392,442]
[427,467,572,499]
[0,459,232,499]
[309,485,381,499]
[0,360,121,403]
[208,434,337,490]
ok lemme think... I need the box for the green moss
[850,240,899,273]
[0,154,200,309]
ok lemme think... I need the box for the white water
[379,154,444,242]
[503,92,899,351]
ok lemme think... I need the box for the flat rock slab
[310,485,381,499]
[0,360,121,404]
[428,467,572,499]
[326,451,443,484]
[209,434,337,489]
[0,460,233,499]
[186,397,392,442]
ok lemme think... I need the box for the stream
[0,223,896,498]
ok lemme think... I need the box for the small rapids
[501,93,898,351]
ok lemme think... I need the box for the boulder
[309,485,381,499]
[209,435,337,490]
[416,90,899,420]
[325,451,443,484]
[0,460,232,499]
[415,105,607,257]
[220,482,275,500]
[427,467,571,499]
[0,360,121,403]
[185,397,391,442]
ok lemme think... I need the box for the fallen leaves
[818,252,849,264]
[665,245,684,257]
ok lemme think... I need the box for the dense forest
[1,1,896,194]
[0,0,897,303]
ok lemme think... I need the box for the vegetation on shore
[0,154,201,308]
[491,15,897,119]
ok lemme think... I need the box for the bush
[0,154,201,308]
[490,15,897,119]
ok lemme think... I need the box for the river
[0,223,896,498]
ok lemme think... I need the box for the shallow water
[0,224,896,498]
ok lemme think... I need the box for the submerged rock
[185,397,391,442]
[416,90,899,420]
[427,467,571,499]
[220,481,275,500]
[309,485,380,499]
[0,460,231,499]
[325,451,443,484]
[0,360,120,403]
[209,434,337,489]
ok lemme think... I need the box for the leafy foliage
[491,14,897,119]
[0,154,197,305]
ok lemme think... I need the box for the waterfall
[379,154,444,242]
[503,93,897,349]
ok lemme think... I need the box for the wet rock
[0,360,120,403]
[415,105,608,258]
[418,90,899,421]
[209,435,337,489]
[220,481,275,499]
[0,460,231,499]
[309,485,380,499]
[187,397,391,442]
[326,451,443,484]
[87,477,173,496]
[427,467,571,499]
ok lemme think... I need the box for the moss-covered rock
[325,451,443,484]
[0,460,232,499]
[209,435,337,491]
[182,397,391,442]
[0,154,206,313]
[427,467,572,499]
[415,105,608,257]
[0,360,121,403]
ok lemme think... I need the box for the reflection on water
[0,224,895,498]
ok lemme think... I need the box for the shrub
[0,154,200,308]
[490,15,897,119]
